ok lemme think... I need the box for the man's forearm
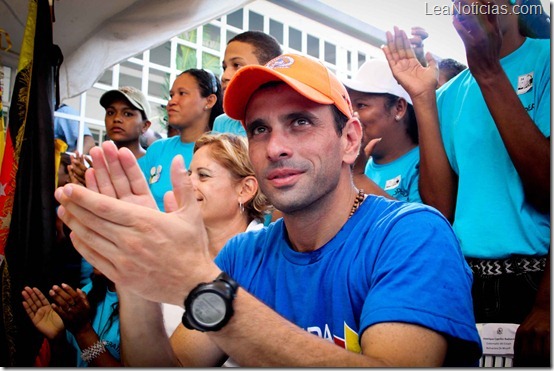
[118,289,180,366]
[207,289,382,367]
[413,91,457,221]
[476,69,550,212]
[207,289,446,367]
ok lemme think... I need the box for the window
[150,42,172,66]
[324,42,336,64]
[269,19,284,44]
[249,10,263,31]
[289,27,302,51]
[227,9,243,29]
[203,24,221,51]
[307,34,319,58]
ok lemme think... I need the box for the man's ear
[342,117,363,166]
[142,120,152,134]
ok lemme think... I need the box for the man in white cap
[55,53,481,366]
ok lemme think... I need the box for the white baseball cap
[342,59,412,105]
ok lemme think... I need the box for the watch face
[192,292,226,326]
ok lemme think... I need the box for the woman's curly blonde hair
[194,132,272,222]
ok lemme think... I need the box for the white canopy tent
[1,0,253,101]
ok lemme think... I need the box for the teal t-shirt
[212,113,246,137]
[138,136,195,211]
[436,37,550,259]
[365,146,421,203]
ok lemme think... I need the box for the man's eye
[251,126,267,135]
[293,118,309,126]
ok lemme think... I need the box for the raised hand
[452,0,503,78]
[22,286,64,340]
[382,26,438,101]
[49,283,92,335]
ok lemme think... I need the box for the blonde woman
[162,132,271,336]
[188,132,270,257]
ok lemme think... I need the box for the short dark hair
[438,58,467,81]
[228,31,282,65]
[330,105,349,137]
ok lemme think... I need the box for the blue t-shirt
[365,146,421,203]
[215,195,482,366]
[436,37,550,259]
[212,113,246,137]
[66,283,120,367]
[138,136,195,211]
[54,105,93,152]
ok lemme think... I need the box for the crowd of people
[31,0,549,366]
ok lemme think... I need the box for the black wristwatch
[182,272,239,332]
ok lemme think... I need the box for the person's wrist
[179,264,223,307]
[71,322,95,338]
[468,61,503,83]
[411,89,438,105]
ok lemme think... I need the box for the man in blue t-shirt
[56,53,482,366]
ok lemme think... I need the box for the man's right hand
[55,144,219,306]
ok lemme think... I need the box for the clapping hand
[452,0,503,78]
[49,283,92,336]
[55,142,217,305]
[68,151,93,186]
[86,141,158,210]
[22,286,64,340]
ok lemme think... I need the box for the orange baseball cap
[224,53,353,126]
